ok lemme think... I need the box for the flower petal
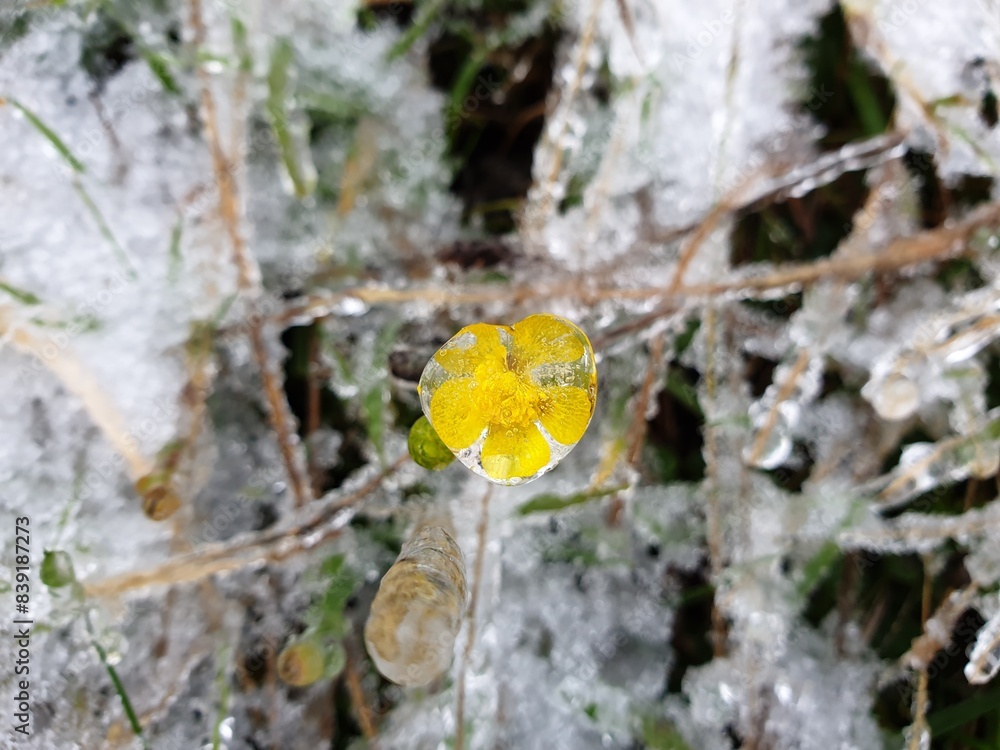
[539,386,594,445]
[481,423,551,481]
[433,323,507,377]
[429,378,488,451]
[511,314,585,370]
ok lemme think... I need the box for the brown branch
[746,349,812,467]
[907,556,934,750]
[522,0,605,243]
[344,643,377,741]
[604,333,667,525]
[278,200,1000,327]
[0,307,152,480]
[84,455,408,598]
[188,0,312,508]
[703,308,727,657]
[666,200,733,294]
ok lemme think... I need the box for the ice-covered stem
[187,0,312,508]
[907,556,934,750]
[0,305,153,480]
[455,486,491,750]
[84,455,409,597]
[625,332,667,468]
[521,0,605,250]
[873,415,1000,509]
[903,584,978,671]
[702,307,728,657]
[279,199,1000,323]
[603,332,667,525]
[966,606,1000,685]
[841,502,1000,562]
[746,348,812,467]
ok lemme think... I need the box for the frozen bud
[364,526,468,687]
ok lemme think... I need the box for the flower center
[474,364,545,428]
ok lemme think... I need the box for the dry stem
[188,0,312,508]
[0,307,153,480]
[907,556,934,750]
[520,0,605,245]
[344,643,377,741]
[84,455,408,598]
[746,349,812,467]
[703,307,727,657]
[278,199,1000,328]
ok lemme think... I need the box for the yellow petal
[511,314,586,370]
[434,323,507,377]
[481,423,551,481]
[429,378,488,451]
[539,386,594,445]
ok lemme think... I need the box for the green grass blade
[87,617,150,750]
[517,485,627,516]
[211,646,232,750]
[231,16,252,73]
[0,279,42,305]
[72,179,138,278]
[139,48,181,95]
[927,685,1000,737]
[8,97,86,173]
[387,0,444,60]
[266,38,316,199]
[167,214,183,282]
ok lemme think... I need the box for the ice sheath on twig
[364,523,468,687]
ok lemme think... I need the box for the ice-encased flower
[419,314,597,484]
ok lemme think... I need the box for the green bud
[277,635,347,686]
[41,549,76,588]
[408,416,455,471]
[277,637,325,686]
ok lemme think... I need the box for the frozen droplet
[967,441,1000,479]
[868,373,920,421]
[745,401,795,469]
[896,442,945,496]
[774,682,794,704]
[903,726,931,750]
[334,296,368,316]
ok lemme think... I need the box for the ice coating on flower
[363,526,468,687]
[418,314,598,485]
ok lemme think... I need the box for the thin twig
[344,642,377,742]
[746,349,812,467]
[521,0,605,245]
[278,199,1000,327]
[703,308,727,657]
[0,307,153,480]
[604,333,667,525]
[455,486,492,750]
[908,555,933,750]
[188,0,312,508]
[84,455,408,598]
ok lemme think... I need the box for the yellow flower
[419,314,597,483]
